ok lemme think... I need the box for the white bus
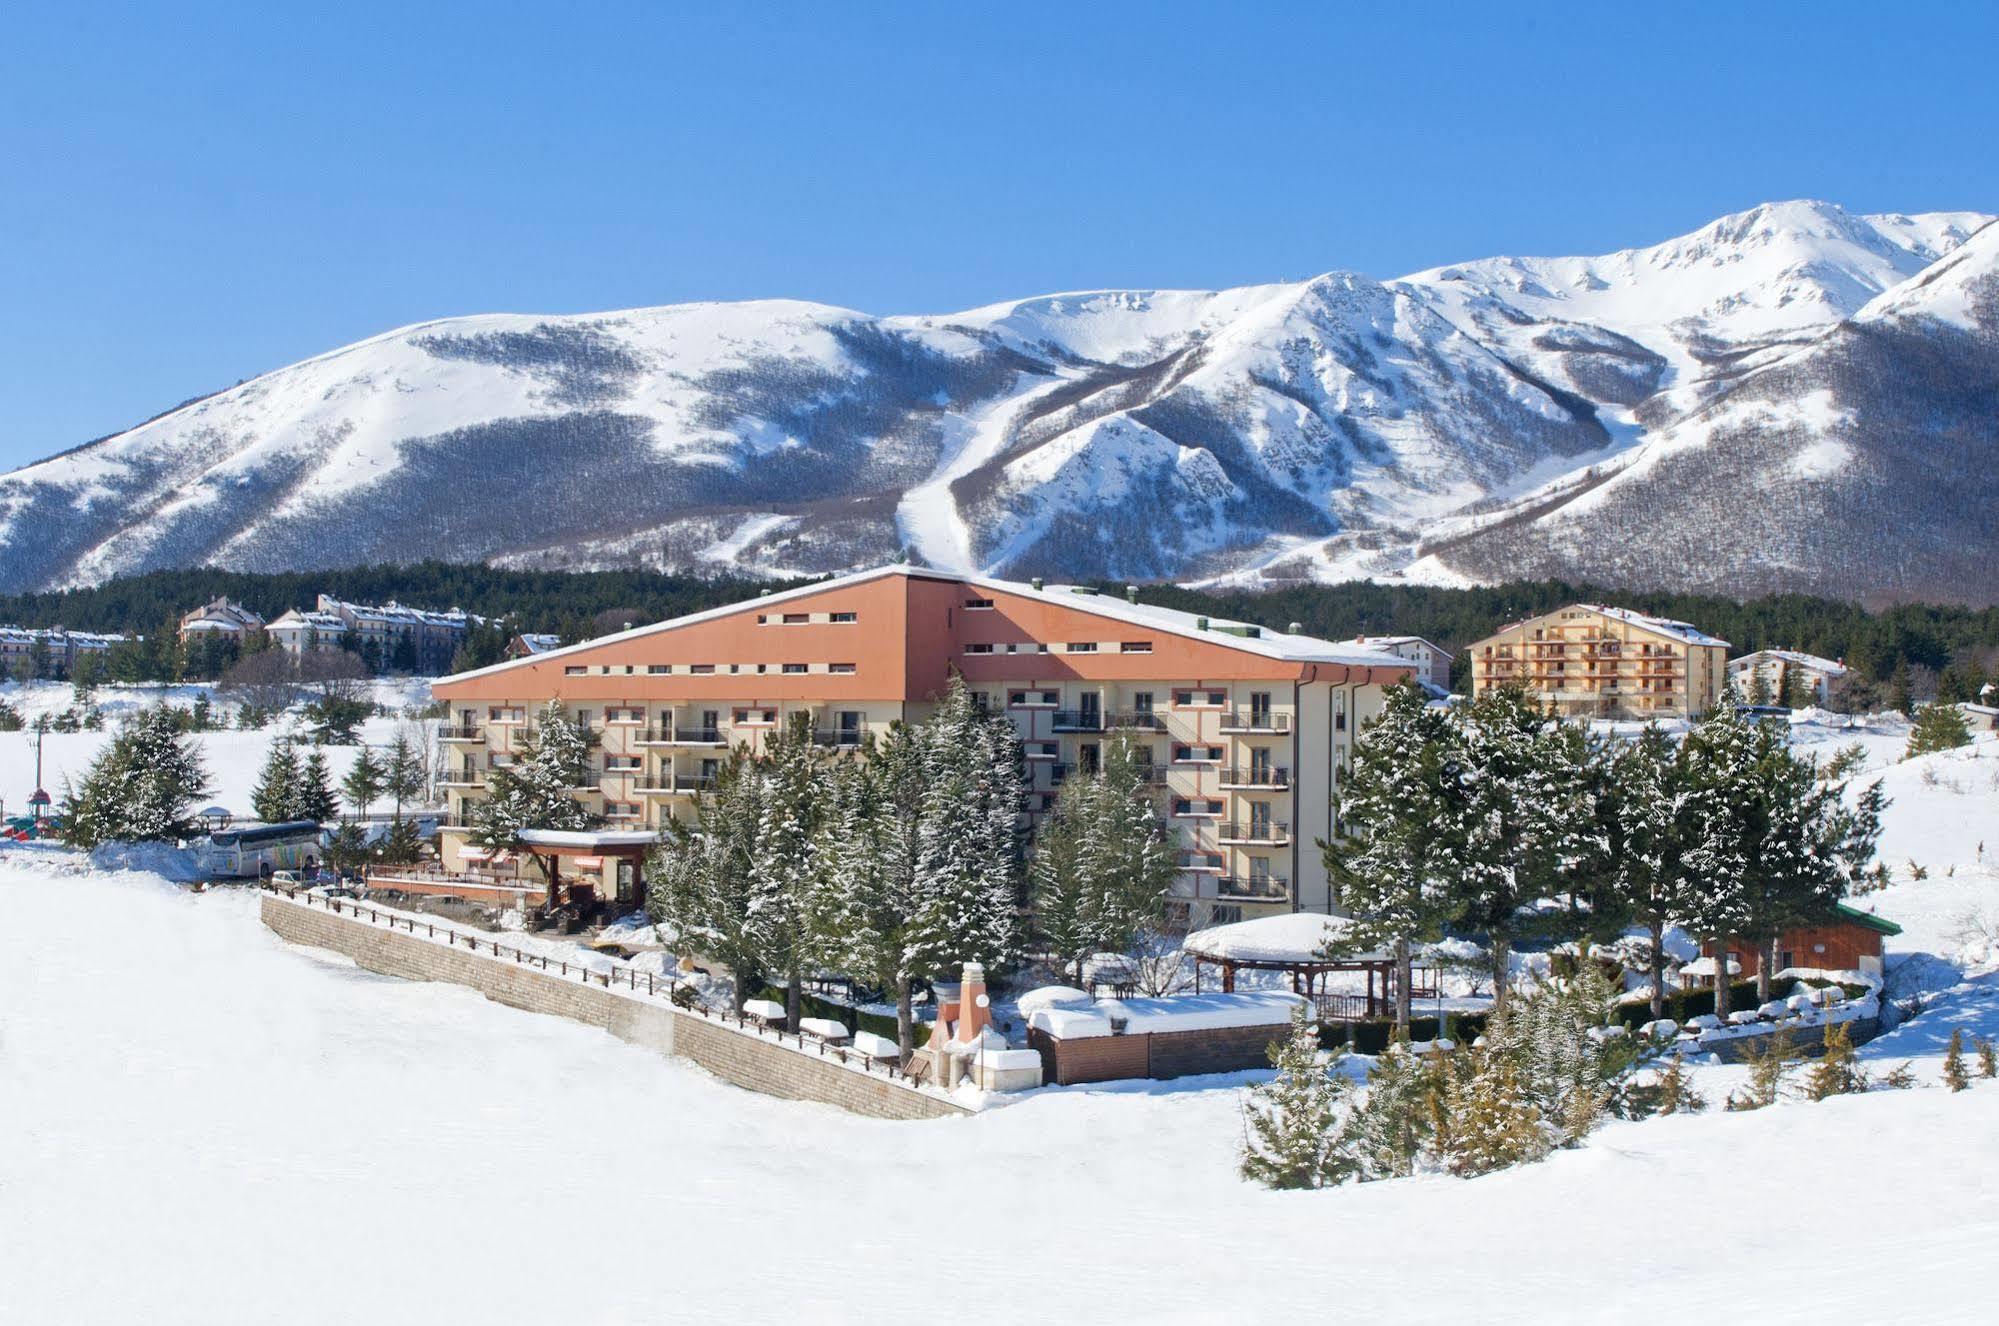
[196,821,327,878]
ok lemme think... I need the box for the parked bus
[196,821,326,878]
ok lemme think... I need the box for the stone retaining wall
[261,893,966,1121]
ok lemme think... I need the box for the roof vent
[758,589,772,598]
[1196,616,1209,631]
[1289,622,1303,634]
[1126,585,1139,604]
[1070,586,1097,596]
[1031,577,1044,591]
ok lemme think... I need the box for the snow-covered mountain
[3,200,1992,601]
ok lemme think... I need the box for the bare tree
[220,649,303,713]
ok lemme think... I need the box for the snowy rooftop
[1335,634,1450,656]
[1182,911,1390,964]
[1582,605,1730,648]
[448,564,1419,682]
[1731,648,1847,675]
[1027,990,1305,1039]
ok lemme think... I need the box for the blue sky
[4,2,1995,472]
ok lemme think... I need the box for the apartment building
[1334,635,1453,691]
[0,625,128,679]
[1467,604,1729,719]
[269,595,478,673]
[429,565,1414,926]
[1726,649,1848,707]
[176,596,265,644]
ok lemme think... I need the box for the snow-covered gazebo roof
[1183,912,1389,965]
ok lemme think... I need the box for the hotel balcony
[438,725,484,743]
[637,772,719,797]
[1216,874,1291,903]
[1218,765,1290,789]
[1107,710,1166,731]
[633,726,679,746]
[810,729,866,749]
[1218,711,1291,734]
[1216,820,1290,846]
[437,769,485,788]
[1051,709,1108,732]
[666,726,726,746]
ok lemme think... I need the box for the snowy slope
[7,860,1999,1325]
[1,201,1990,597]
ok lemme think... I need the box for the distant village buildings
[0,626,128,680]
[268,595,480,674]
[1727,648,1848,706]
[505,632,562,660]
[176,596,266,644]
[1467,604,1730,719]
[1335,635,1452,691]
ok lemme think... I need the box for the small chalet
[1702,903,1902,982]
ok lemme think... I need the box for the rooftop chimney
[1126,585,1139,604]
[1196,616,1209,631]
[1031,577,1044,591]
[1289,622,1303,634]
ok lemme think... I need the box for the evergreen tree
[1649,1056,1707,1116]
[1725,1031,1798,1110]
[904,676,1024,978]
[1336,1040,1436,1181]
[61,707,212,849]
[1614,725,1701,1020]
[296,749,339,823]
[1440,687,1550,1008]
[1802,1020,1866,1100]
[1323,679,1458,1032]
[1781,660,1813,710]
[342,745,386,819]
[384,731,427,817]
[1745,665,1773,707]
[746,713,833,1028]
[1678,700,1760,1020]
[1887,660,1914,716]
[1032,732,1175,985]
[1433,1047,1549,1178]
[471,701,599,857]
[1942,1028,1970,1092]
[380,813,424,864]
[324,819,370,875]
[251,740,304,824]
[646,750,765,1014]
[1975,1035,1996,1079]
[1239,1006,1352,1190]
[1905,703,1971,759]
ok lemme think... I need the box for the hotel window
[782,663,808,674]
[690,663,714,675]
[606,801,641,820]
[830,611,858,623]
[1173,690,1226,707]
[605,755,641,771]
[1067,642,1097,653]
[829,663,856,674]
[648,664,670,674]
[733,708,777,726]
[782,613,809,625]
[1173,744,1224,763]
[1120,641,1153,654]
[564,665,585,676]
[964,643,994,655]
[964,597,994,610]
[1025,741,1058,760]
[606,707,644,724]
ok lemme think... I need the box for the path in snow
[6,859,1998,1325]
[893,374,1071,573]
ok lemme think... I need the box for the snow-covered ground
[5,853,1997,1324]
[0,678,436,819]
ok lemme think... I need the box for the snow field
[6,859,1999,1324]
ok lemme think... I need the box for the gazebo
[515,828,660,910]
[1183,913,1429,1021]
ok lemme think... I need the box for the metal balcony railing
[1218,711,1290,733]
[1216,874,1291,902]
[1219,765,1290,788]
[437,725,484,742]
[1216,820,1290,844]
[1051,709,1107,732]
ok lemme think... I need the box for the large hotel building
[1466,603,1729,720]
[430,565,1414,926]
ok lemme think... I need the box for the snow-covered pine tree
[1906,703,1971,759]
[906,676,1023,978]
[1335,1039,1436,1181]
[805,755,910,1036]
[1651,1055,1706,1115]
[471,701,599,853]
[1677,697,1759,1020]
[1528,716,1625,948]
[1440,686,1552,1009]
[1746,665,1773,708]
[1802,1020,1866,1099]
[1032,732,1175,985]
[61,706,213,849]
[342,745,385,819]
[1781,660,1813,711]
[1614,724,1700,1020]
[645,749,765,1014]
[1323,679,1458,1033]
[745,713,832,1028]
[1978,1035,1997,1079]
[1942,1028,1969,1092]
[251,739,303,824]
[1240,1005,1351,1190]
[296,749,339,824]
[381,813,423,864]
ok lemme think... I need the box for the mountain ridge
[4,200,1994,603]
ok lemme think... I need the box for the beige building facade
[430,566,1414,926]
[1468,603,1729,719]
